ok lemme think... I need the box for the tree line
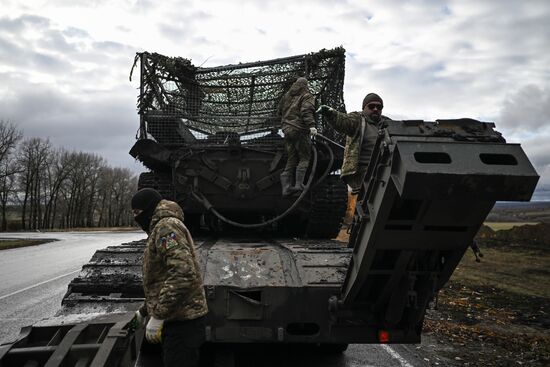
[0,119,138,231]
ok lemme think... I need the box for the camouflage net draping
[134,47,346,145]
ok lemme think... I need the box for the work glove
[316,105,334,115]
[309,127,318,137]
[145,316,164,344]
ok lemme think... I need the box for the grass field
[484,221,539,231]
[451,244,550,299]
[0,239,54,250]
[422,230,550,366]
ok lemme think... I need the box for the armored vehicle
[129,48,349,238]
[0,48,539,367]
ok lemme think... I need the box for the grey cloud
[94,40,133,53]
[54,0,110,7]
[338,9,373,23]
[274,40,291,55]
[39,29,79,53]
[159,24,190,43]
[63,26,90,38]
[0,14,50,33]
[31,52,68,72]
[0,36,70,73]
[499,85,550,134]
[192,10,212,20]
[0,80,140,171]
[190,36,214,47]
[0,37,21,57]
[132,0,156,11]
[158,8,212,44]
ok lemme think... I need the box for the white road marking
[381,344,415,367]
[0,269,81,301]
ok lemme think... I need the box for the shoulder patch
[158,232,179,250]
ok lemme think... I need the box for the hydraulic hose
[191,145,318,229]
[310,139,334,190]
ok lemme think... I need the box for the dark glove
[316,105,334,115]
[129,309,146,331]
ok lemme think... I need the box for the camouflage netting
[134,48,346,145]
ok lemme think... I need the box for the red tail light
[378,330,390,343]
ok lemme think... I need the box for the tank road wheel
[304,175,348,239]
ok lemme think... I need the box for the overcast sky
[1,0,549,200]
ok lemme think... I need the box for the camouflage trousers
[283,128,312,172]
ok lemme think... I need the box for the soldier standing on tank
[278,77,318,196]
[317,93,390,194]
[131,188,208,367]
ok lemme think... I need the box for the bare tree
[17,138,52,230]
[0,120,23,230]
[0,120,23,175]
[7,128,137,230]
[0,158,20,230]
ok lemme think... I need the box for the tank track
[137,172,347,239]
[137,172,174,199]
[304,175,348,239]
[60,240,146,315]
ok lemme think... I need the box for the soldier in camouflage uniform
[317,93,390,194]
[278,77,317,196]
[131,188,208,367]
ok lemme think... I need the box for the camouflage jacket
[324,110,390,192]
[278,79,316,132]
[142,200,208,321]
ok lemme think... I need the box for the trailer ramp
[340,118,538,341]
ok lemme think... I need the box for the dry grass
[0,239,54,250]
[484,221,539,231]
[452,245,550,299]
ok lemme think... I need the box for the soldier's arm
[324,110,361,137]
[153,221,200,319]
[300,94,316,128]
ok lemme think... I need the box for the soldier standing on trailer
[278,77,318,196]
[131,188,208,367]
[317,93,390,194]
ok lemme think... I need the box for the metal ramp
[341,119,538,336]
[0,313,141,367]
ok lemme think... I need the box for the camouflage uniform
[323,109,390,193]
[279,78,316,172]
[141,199,208,321]
[139,199,208,367]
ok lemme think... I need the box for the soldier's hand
[130,310,145,330]
[145,316,164,344]
[309,127,318,137]
[316,105,333,115]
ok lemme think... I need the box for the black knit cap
[131,188,162,232]
[362,93,384,109]
[131,188,162,211]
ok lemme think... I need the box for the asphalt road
[0,231,145,345]
[0,231,429,367]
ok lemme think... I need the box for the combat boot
[280,171,293,197]
[291,167,307,194]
